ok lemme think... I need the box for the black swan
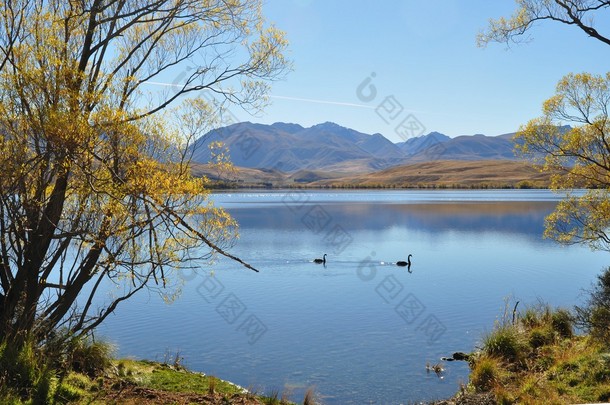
[314,254,327,264]
[397,254,412,270]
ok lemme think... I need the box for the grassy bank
[439,303,610,405]
[0,337,311,405]
[64,358,308,404]
[0,356,311,404]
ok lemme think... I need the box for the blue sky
[227,0,610,142]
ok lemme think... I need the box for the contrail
[144,81,189,88]
[142,81,375,109]
[268,94,375,109]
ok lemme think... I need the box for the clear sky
[225,0,610,142]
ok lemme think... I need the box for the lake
[98,189,608,404]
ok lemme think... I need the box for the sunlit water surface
[97,190,607,404]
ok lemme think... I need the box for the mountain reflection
[228,201,557,239]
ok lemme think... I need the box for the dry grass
[192,160,552,189]
[312,160,550,188]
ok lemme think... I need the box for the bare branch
[479,0,610,47]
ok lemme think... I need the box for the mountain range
[190,121,523,173]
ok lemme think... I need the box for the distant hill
[406,133,517,162]
[397,131,450,156]
[189,121,570,173]
[190,121,404,172]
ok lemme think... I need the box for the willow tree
[478,2,610,253]
[515,73,610,251]
[478,0,610,47]
[0,0,288,347]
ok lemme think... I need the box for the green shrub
[32,366,54,405]
[471,356,501,392]
[0,341,39,397]
[67,337,114,377]
[521,307,542,329]
[44,330,114,377]
[520,303,555,328]
[483,326,526,363]
[576,267,610,343]
[0,339,56,402]
[529,326,555,349]
[551,309,574,339]
[0,332,113,403]
[589,307,610,342]
[54,382,85,403]
[520,305,573,346]
[63,373,92,390]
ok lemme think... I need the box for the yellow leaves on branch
[515,72,610,189]
[208,141,236,181]
[0,0,287,292]
[545,192,610,250]
[477,3,532,46]
[249,25,289,71]
[516,72,610,251]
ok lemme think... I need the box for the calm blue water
[97,190,607,404]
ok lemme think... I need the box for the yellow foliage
[516,72,610,251]
[0,0,287,340]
